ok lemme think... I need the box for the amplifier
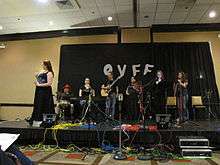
[181,149,212,158]
[179,136,209,148]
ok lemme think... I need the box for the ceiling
[0,0,220,35]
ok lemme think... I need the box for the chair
[166,97,176,107]
[191,96,206,120]
[165,97,176,119]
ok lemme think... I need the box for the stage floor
[1,120,220,131]
[0,120,220,147]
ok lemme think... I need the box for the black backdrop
[58,42,220,118]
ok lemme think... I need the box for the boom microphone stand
[205,89,216,120]
[113,93,127,160]
[80,93,92,122]
[139,78,155,129]
[81,92,116,124]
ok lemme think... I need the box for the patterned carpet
[21,149,220,165]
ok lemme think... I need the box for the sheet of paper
[0,133,20,151]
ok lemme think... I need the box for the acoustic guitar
[101,76,120,97]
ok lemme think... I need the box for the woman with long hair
[173,71,189,125]
[30,60,55,122]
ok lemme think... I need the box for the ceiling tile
[191,4,211,11]
[154,19,169,24]
[96,0,114,7]
[158,0,176,3]
[116,5,132,13]
[196,0,214,4]
[155,12,171,20]
[119,20,133,27]
[169,18,185,24]
[186,11,205,19]
[118,12,133,21]
[114,0,132,6]
[77,0,97,8]
[140,4,157,13]
[157,3,175,12]
[99,6,116,16]
[170,11,188,19]
[139,0,157,5]
[184,18,200,23]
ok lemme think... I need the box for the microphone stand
[113,93,127,160]
[80,91,92,123]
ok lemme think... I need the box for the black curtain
[59,42,220,119]
[152,43,219,118]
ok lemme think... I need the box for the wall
[0,28,219,120]
[0,34,117,120]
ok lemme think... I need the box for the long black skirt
[31,86,55,121]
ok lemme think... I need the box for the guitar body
[101,76,120,97]
[101,89,109,97]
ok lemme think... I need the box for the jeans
[105,93,116,119]
[0,149,15,165]
[7,145,33,165]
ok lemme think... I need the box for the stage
[0,120,220,149]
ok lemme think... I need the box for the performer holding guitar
[101,72,119,119]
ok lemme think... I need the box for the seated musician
[56,84,74,120]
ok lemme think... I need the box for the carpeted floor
[21,149,220,165]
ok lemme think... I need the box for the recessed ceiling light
[49,21,54,26]
[38,0,48,3]
[0,25,3,30]
[62,30,68,34]
[209,11,216,18]
[107,16,113,21]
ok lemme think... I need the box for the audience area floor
[20,149,220,165]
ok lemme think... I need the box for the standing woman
[173,71,189,125]
[151,70,166,117]
[30,60,55,122]
[126,77,141,122]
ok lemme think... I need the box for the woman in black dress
[126,77,141,122]
[30,60,55,122]
[151,70,166,118]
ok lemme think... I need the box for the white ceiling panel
[96,0,115,7]
[186,11,205,19]
[77,0,97,8]
[139,0,157,5]
[184,18,200,23]
[170,11,188,19]
[196,0,214,4]
[114,0,132,6]
[140,4,157,13]
[157,4,175,12]
[155,12,171,20]
[119,18,134,27]
[158,0,176,4]
[0,0,219,34]
[154,19,169,24]
[169,18,185,24]
[191,4,211,12]
[118,12,133,20]
[99,6,116,15]
[116,5,132,13]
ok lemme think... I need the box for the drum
[58,100,71,110]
